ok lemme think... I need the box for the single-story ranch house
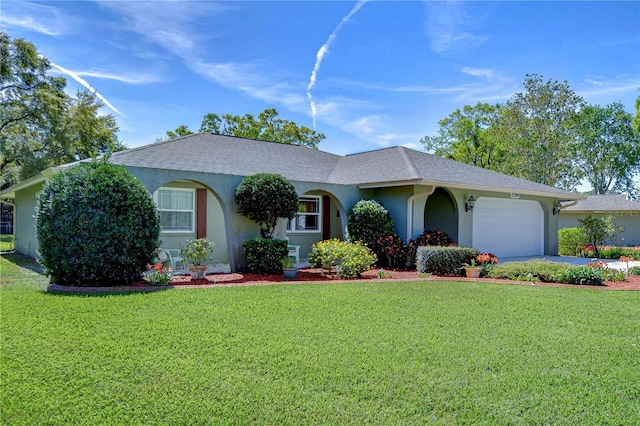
[559,194,640,246]
[2,133,583,271]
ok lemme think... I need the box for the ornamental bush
[558,227,588,256]
[416,246,478,276]
[235,173,298,238]
[347,199,395,250]
[35,160,160,286]
[243,238,288,274]
[309,239,377,278]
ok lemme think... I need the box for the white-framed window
[287,196,321,233]
[154,187,195,233]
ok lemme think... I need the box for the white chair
[287,240,300,265]
[164,249,185,274]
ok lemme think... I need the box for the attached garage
[472,197,544,258]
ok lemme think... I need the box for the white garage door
[472,197,544,258]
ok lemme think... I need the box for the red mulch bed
[152,268,640,289]
[47,268,640,293]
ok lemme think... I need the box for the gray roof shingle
[561,194,640,212]
[109,134,578,198]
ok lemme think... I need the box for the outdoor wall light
[465,195,476,212]
[553,201,562,215]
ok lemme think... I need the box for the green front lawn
[0,234,14,251]
[2,254,639,424]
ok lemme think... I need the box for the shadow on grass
[2,252,173,297]
[1,252,46,274]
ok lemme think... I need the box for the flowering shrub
[585,259,625,282]
[375,229,456,269]
[142,261,172,285]
[415,229,456,247]
[599,245,620,259]
[476,252,499,276]
[310,239,377,278]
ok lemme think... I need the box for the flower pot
[188,265,208,280]
[283,268,298,280]
[464,267,481,278]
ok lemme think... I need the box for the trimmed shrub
[558,227,587,256]
[243,238,288,274]
[556,267,605,286]
[35,160,160,286]
[347,200,394,249]
[309,239,377,278]
[235,173,298,238]
[375,229,456,270]
[487,260,570,283]
[416,246,478,276]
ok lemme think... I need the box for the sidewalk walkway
[502,255,640,271]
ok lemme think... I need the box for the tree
[346,199,395,250]
[0,33,122,185]
[634,92,640,134]
[164,124,194,140]
[493,74,585,189]
[163,108,325,148]
[573,102,640,196]
[577,215,617,258]
[234,173,299,238]
[35,160,160,286]
[421,103,503,170]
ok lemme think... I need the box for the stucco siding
[560,213,640,246]
[15,182,42,259]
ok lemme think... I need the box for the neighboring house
[559,194,640,246]
[2,133,582,270]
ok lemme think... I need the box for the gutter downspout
[407,186,435,240]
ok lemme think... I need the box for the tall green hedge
[347,199,395,249]
[243,238,288,274]
[35,160,160,286]
[558,227,588,256]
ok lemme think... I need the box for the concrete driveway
[501,255,639,271]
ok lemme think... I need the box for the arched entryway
[423,188,459,242]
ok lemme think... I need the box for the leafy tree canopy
[421,74,640,196]
[0,32,122,185]
[493,74,585,189]
[163,108,324,149]
[573,102,640,197]
[421,103,503,170]
[234,173,299,238]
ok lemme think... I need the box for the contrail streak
[307,0,368,128]
[50,61,122,115]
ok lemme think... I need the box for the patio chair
[287,240,300,264]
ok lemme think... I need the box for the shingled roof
[561,194,640,212]
[107,133,579,199]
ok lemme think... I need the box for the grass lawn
[2,254,639,424]
[0,234,14,251]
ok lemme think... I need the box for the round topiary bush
[235,173,298,238]
[35,160,161,286]
[347,199,395,249]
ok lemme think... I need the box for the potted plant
[282,257,298,280]
[180,238,214,279]
[463,258,482,278]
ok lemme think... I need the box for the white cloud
[49,62,122,115]
[462,67,497,82]
[1,2,72,36]
[307,0,370,127]
[423,1,488,53]
[75,70,163,85]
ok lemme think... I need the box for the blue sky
[3,1,639,156]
